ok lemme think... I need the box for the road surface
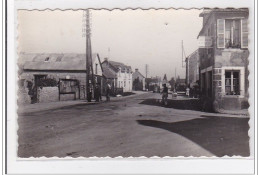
[18,92,250,157]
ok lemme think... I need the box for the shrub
[37,78,58,87]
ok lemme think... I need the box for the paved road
[18,92,250,157]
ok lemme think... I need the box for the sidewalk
[17,100,87,114]
[217,108,249,116]
[18,91,148,114]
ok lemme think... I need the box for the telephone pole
[145,64,149,78]
[84,9,94,102]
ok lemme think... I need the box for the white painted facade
[92,55,103,77]
[117,67,133,92]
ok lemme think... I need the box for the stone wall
[212,49,249,111]
[60,94,76,101]
[38,87,59,103]
[17,87,31,104]
[21,71,87,87]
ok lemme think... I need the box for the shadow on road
[137,115,249,157]
[139,98,203,111]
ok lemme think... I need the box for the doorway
[32,74,47,103]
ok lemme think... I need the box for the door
[33,75,47,103]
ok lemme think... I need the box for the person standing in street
[98,83,102,101]
[106,82,111,101]
[162,84,168,105]
[94,84,100,102]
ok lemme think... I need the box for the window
[225,19,241,48]
[124,81,126,87]
[225,70,240,95]
[217,19,248,49]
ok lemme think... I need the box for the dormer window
[45,57,50,62]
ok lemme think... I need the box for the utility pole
[175,67,176,80]
[108,47,110,59]
[145,64,149,78]
[181,40,188,86]
[182,40,186,68]
[84,9,93,102]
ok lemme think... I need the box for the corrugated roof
[20,53,99,71]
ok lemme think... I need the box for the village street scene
[17,8,250,157]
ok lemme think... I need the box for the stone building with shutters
[197,8,249,111]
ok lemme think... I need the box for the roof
[20,53,101,71]
[104,60,132,72]
[103,67,117,79]
[187,49,198,59]
[133,70,145,79]
[197,8,249,38]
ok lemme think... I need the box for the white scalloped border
[15,7,253,160]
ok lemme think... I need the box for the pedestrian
[186,87,190,96]
[106,82,111,101]
[161,84,168,105]
[98,83,102,101]
[94,85,100,102]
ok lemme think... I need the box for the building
[146,76,162,92]
[175,78,186,92]
[102,59,133,93]
[18,53,103,103]
[132,68,145,91]
[186,49,200,87]
[197,8,249,111]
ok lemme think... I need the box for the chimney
[104,58,109,66]
[135,68,138,72]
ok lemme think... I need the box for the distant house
[102,59,133,93]
[175,78,186,92]
[146,76,162,92]
[132,68,145,91]
[18,53,103,103]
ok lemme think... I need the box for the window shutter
[217,19,225,48]
[241,19,248,48]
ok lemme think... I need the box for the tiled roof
[108,61,132,71]
[133,71,145,79]
[103,67,117,79]
[20,53,99,71]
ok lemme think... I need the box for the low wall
[60,94,76,101]
[17,88,31,104]
[38,87,59,103]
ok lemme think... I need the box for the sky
[18,9,203,79]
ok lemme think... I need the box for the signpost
[198,36,213,48]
